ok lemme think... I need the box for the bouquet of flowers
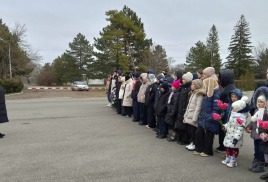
[257,119,268,142]
[236,118,246,128]
[212,113,223,127]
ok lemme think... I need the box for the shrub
[235,72,256,91]
[0,77,24,93]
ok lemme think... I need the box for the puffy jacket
[165,89,180,126]
[122,79,133,107]
[197,89,221,134]
[145,82,158,106]
[137,73,149,103]
[174,81,192,130]
[183,89,203,127]
[154,90,170,116]
[223,112,247,148]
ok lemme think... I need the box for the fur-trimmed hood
[219,69,235,87]
[252,86,268,107]
[229,89,243,100]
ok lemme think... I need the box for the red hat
[171,80,181,89]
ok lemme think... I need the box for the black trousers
[140,103,147,124]
[146,103,156,128]
[123,106,132,117]
[218,125,225,148]
[177,128,190,143]
[195,126,214,155]
[117,99,122,114]
[132,100,140,121]
[187,124,197,144]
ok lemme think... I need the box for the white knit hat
[258,95,266,102]
[182,72,193,82]
[232,96,249,111]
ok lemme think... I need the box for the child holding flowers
[221,96,250,167]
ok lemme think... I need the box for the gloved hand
[232,138,238,146]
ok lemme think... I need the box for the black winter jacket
[165,89,180,126]
[0,86,8,123]
[174,82,192,130]
[145,82,158,106]
[154,90,170,116]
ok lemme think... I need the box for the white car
[71,81,89,91]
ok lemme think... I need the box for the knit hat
[148,74,156,83]
[232,96,250,113]
[202,77,219,97]
[161,82,169,91]
[134,72,140,78]
[140,73,148,83]
[148,69,155,74]
[172,80,181,89]
[192,73,198,80]
[125,75,131,81]
[192,79,203,89]
[258,95,266,102]
[182,72,193,82]
[156,74,165,81]
[203,67,215,77]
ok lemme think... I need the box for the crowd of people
[105,67,268,181]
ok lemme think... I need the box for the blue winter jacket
[197,89,221,134]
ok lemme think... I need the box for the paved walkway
[0,97,263,182]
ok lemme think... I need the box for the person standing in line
[145,73,157,129]
[165,80,181,141]
[154,82,170,139]
[0,85,9,138]
[122,75,133,118]
[175,72,193,145]
[137,73,149,125]
[194,77,221,157]
[131,72,142,122]
[216,69,236,153]
[183,79,203,151]
[106,74,112,106]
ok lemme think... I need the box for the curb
[27,87,105,90]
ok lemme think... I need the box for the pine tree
[206,24,221,72]
[66,33,94,78]
[184,41,210,72]
[94,6,152,75]
[226,15,255,78]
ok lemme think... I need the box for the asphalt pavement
[0,96,264,182]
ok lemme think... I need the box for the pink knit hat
[172,80,181,89]
[203,67,215,77]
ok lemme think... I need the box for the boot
[252,161,265,173]
[249,159,259,171]
[222,156,231,165]
[227,156,237,168]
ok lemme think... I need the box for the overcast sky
[1,0,268,65]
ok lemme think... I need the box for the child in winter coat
[247,86,268,173]
[222,96,250,167]
[183,79,203,151]
[194,77,221,157]
[165,80,181,141]
[154,82,170,139]
[175,72,193,145]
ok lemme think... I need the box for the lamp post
[0,38,12,78]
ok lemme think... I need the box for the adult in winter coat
[118,77,126,116]
[0,86,9,138]
[154,82,170,139]
[194,77,221,156]
[145,74,158,128]
[116,75,124,115]
[165,80,181,141]
[131,72,142,122]
[137,73,149,125]
[183,79,203,151]
[217,69,236,153]
[122,75,133,117]
[175,72,193,145]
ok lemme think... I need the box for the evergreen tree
[66,33,94,78]
[94,6,152,75]
[254,44,268,79]
[184,41,210,72]
[150,45,169,74]
[206,24,221,72]
[226,15,255,78]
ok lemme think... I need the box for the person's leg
[132,100,137,121]
[252,140,265,173]
[203,129,214,156]
[217,125,226,152]
[195,127,205,153]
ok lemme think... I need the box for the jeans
[254,139,265,162]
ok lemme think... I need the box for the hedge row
[0,78,24,94]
